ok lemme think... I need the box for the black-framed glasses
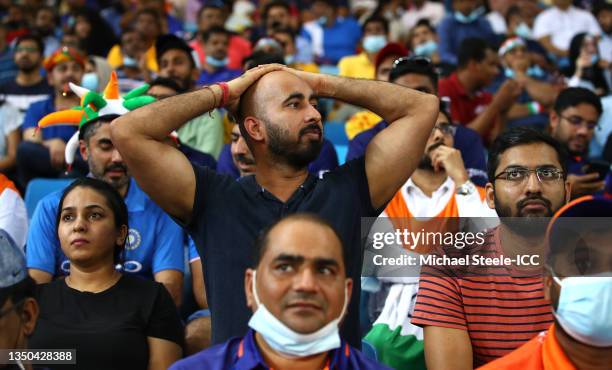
[432,122,457,136]
[494,167,564,183]
[560,115,598,130]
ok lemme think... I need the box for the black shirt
[184,156,381,346]
[30,275,183,370]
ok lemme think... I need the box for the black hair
[35,5,59,26]
[487,127,568,182]
[196,1,227,21]
[252,214,346,271]
[79,115,118,141]
[312,0,338,9]
[15,34,44,55]
[439,100,453,124]
[363,15,389,35]
[271,27,296,41]
[202,26,230,43]
[134,7,162,29]
[504,5,521,24]
[148,76,186,94]
[72,9,118,57]
[554,87,603,117]
[566,34,609,94]
[242,49,285,70]
[56,178,129,264]
[155,34,196,68]
[262,0,290,22]
[389,56,438,88]
[414,18,436,33]
[593,1,612,17]
[457,37,493,69]
[0,276,36,313]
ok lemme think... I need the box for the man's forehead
[263,220,343,263]
[498,143,561,168]
[257,71,314,101]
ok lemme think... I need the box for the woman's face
[581,36,598,55]
[74,16,91,39]
[58,187,126,267]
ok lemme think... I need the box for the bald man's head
[235,71,323,168]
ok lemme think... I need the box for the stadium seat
[24,178,73,219]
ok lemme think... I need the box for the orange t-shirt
[478,325,576,370]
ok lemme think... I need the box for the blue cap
[0,229,27,289]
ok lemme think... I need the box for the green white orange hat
[38,71,156,167]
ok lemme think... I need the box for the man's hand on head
[280,66,327,96]
[226,64,284,112]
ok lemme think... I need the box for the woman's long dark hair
[56,178,129,264]
[71,9,118,57]
[566,32,609,94]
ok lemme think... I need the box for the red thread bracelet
[218,82,229,107]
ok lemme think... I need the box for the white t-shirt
[0,102,21,157]
[0,185,28,250]
[401,1,446,32]
[533,6,602,51]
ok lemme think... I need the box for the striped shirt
[411,227,553,367]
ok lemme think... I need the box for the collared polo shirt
[183,157,380,346]
[26,178,185,279]
[169,329,393,370]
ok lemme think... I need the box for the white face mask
[553,274,612,347]
[247,270,349,358]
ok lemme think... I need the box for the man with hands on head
[111,63,439,346]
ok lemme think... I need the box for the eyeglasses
[494,166,564,183]
[560,115,598,130]
[432,122,457,136]
[15,46,39,53]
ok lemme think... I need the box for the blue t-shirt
[170,329,392,370]
[26,178,185,279]
[437,15,496,66]
[346,121,488,186]
[301,17,362,65]
[217,138,339,179]
[197,67,242,87]
[21,97,77,142]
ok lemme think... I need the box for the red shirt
[190,35,252,70]
[438,73,494,139]
[411,227,553,367]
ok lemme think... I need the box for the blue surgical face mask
[362,35,387,53]
[317,16,328,26]
[248,270,349,357]
[81,72,99,91]
[454,6,485,24]
[414,40,438,57]
[123,55,138,68]
[505,65,545,79]
[504,68,515,79]
[206,55,228,68]
[284,54,296,65]
[553,274,612,347]
[514,22,532,39]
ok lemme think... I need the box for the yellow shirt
[338,52,375,80]
[107,44,159,72]
[345,110,383,140]
[293,62,320,74]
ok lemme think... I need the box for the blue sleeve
[216,144,240,179]
[25,195,61,275]
[188,238,200,262]
[437,17,457,65]
[152,210,186,274]
[21,102,44,130]
[346,133,370,162]
[454,126,488,187]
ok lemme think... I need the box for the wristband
[217,82,229,107]
[527,101,542,115]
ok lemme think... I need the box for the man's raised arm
[111,65,282,223]
[291,69,439,210]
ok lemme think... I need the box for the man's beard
[90,160,130,190]
[417,142,444,171]
[36,27,54,37]
[495,192,559,237]
[18,61,39,74]
[266,120,322,170]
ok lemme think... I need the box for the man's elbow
[109,117,131,147]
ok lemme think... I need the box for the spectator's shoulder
[169,337,241,370]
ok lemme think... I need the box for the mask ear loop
[252,270,262,307]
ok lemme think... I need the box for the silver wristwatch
[455,181,476,196]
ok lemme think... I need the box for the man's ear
[244,117,265,142]
[344,278,353,306]
[79,139,89,161]
[21,298,39,336]
[548,110,559,134]
[485,182,496,209]
[244,269,256,310]
[564,180,571,203]
[543,272,553,302]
